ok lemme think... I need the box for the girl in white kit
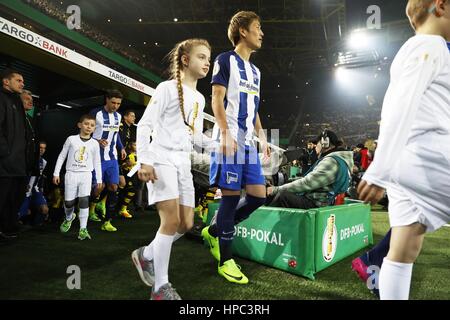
[358,0,450,300]
[53,114,102,240]
[131,38,215,300]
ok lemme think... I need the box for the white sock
[143,241,154,261]
[153,232,174,292]
[64,206,74,220]
[79,208,88,229]
[143,232,185,261]
[379,258,413,300]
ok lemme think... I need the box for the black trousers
[0,177,28,234]
[267,190,318,210]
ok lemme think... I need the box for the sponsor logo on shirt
[239,80,259,95]
[102,124,120,132]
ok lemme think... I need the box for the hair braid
[167,38,211,132]
[174,44,187,127]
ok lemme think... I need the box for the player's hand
[220,131,237,157]
[98,139,108,148]
[261,140,271,162]
[121,149,127,160]
[357,179,385,205]
[266,186,274,196]
[53,176,60,185]
[138,164,158,183]
[96,183,103,191]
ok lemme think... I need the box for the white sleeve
[93,142,102,184]
[192,102,219,152]
[137,83,168,166]
[53,137,70,177]
[363,38,444,188]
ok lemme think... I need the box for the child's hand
[138,164,158,183]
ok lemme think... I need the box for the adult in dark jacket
[0,69,28,239]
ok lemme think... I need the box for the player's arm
[212,85,236,156]
[211,54,235,156]
[116,134,126,160]
[254,113,270,159]
[52,138,70,185]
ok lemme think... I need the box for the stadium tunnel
[0,14,155,170]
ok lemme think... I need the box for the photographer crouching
[266,130,353,209]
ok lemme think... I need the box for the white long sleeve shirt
[363,34,450,188]
[137,80,217,166]
[53,135,102,183]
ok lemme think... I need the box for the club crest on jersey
[226,172,239,184]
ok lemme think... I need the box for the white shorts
[146,152,194,208]
[64,171,92,201]
[387,144,450,232]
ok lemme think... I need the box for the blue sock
[215,195,240,265]
[365,229,392,267]
[234,194,266,224]
[105,190,118,221]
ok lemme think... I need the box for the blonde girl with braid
[131,39,215,300]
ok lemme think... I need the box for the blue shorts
[19,191,47,218]
[101,160,120,185]
[210,146,265,191]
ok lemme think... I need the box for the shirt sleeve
[53,137,70,177]
[192,97,219,152]
[136,82,169,166]
[363,37,445,188]
[93,142,102,184]
[116,133,124,151]
[276,157,338,194]
[211,53,230,88]
[0,98,8,158]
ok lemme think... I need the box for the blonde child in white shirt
[53,114,102,240]
[358,0,450,300]
[131,38,215,300]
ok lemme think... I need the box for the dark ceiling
[47,0,407,73]
[12,0,412,116]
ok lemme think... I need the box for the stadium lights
[335,67,351,85]
[348,29,370,49]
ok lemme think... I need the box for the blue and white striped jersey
[90,107,124,162]
[211,50,261,146]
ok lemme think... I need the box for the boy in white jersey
[358,0,450,300]
[201,11,270,285]
[53,114,102,240]
[131,38,215,300]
